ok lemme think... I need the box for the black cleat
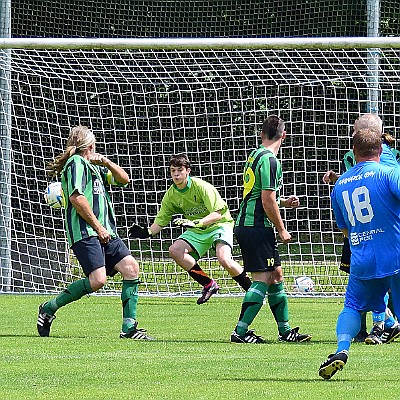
[120,322,155,340]
[319,350,348,380]
[230,329,265,344]
[353,330,368,343]
[37,303,56,337]
[381,323,400,344]
[279,327,312,342]
[365,325,383,345]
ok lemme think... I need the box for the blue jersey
[331,161,400,279]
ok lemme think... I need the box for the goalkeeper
[128,153,252,304]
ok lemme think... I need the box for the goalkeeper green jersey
[154,176,233,232]
[235,145,282,228]
[61,154,126,246]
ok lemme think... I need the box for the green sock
[44,277,93,315]
[235,281,268,336]
[121,279,140,333]
[267,281,290,335]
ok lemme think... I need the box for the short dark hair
[170,153,191,168]
[353,128,382,158]
[261,115,285,140]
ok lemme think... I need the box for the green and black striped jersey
[235,145,282,228]
[61,154,126,246]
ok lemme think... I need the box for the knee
[169,244,181,261]
[89,272,107,291]
[119,257,140,280]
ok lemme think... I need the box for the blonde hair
[47,125,95,177]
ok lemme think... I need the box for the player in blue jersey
[323,114,400,344]
[319,127,400,379]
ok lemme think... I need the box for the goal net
[2,40,400,296]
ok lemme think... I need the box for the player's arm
[90,153,129,185]
[174,210,222,229]
[262,189,291,244]
[69,190,111,244]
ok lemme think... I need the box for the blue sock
[336,306,362,353]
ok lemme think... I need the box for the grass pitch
[0,295,398,399]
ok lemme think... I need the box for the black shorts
[71,236,131,277]
[234,226,281,272]
[339,236,351,274]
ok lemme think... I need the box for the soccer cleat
[120,327,155,341]
[197,279,220,305]
[230,329,266,344]
[319,350,348,380]
[353,330,369,343]
[365,325,383,345]
[381,323,400,344]
[278,327,312,342]
[37,303,56,337]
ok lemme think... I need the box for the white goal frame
[1,36,400,297]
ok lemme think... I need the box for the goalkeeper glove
[173,218,204,229]
[128,224,152,239]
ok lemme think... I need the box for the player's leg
[215,241,251,291]
[37,237,104,337]
[382,278,400,344]
[266,266,311,342]
[318,305,357,379]
[340,236,368,342]
[107,238,153,340]
[231,271,268,343]
[169,234,219,304]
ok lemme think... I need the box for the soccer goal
[2,37,400,297]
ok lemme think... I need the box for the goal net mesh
[3,46,400,296]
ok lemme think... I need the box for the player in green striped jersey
[231,115,312,344]
[37,125,153,340]
[128,153,252,304]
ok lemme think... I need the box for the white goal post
[2,37,400,297]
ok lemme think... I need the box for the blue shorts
[345,274,393,313]
[71,236,131,277]
[234,226,281,272]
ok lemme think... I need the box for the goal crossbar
[1,36,400,50]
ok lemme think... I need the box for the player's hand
[278,228,292,244]
[128,224,152,239]
[97,226,111,245]
[173,218,204,229]
[90,153,109,166]
[282,195,300,208]
[322,170,339,184]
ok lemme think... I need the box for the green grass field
[0,295,398,400]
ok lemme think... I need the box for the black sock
[188,264,212,286]
[233,270,252,291]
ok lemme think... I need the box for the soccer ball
[293,276,314,293]
[44,181,64,209]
